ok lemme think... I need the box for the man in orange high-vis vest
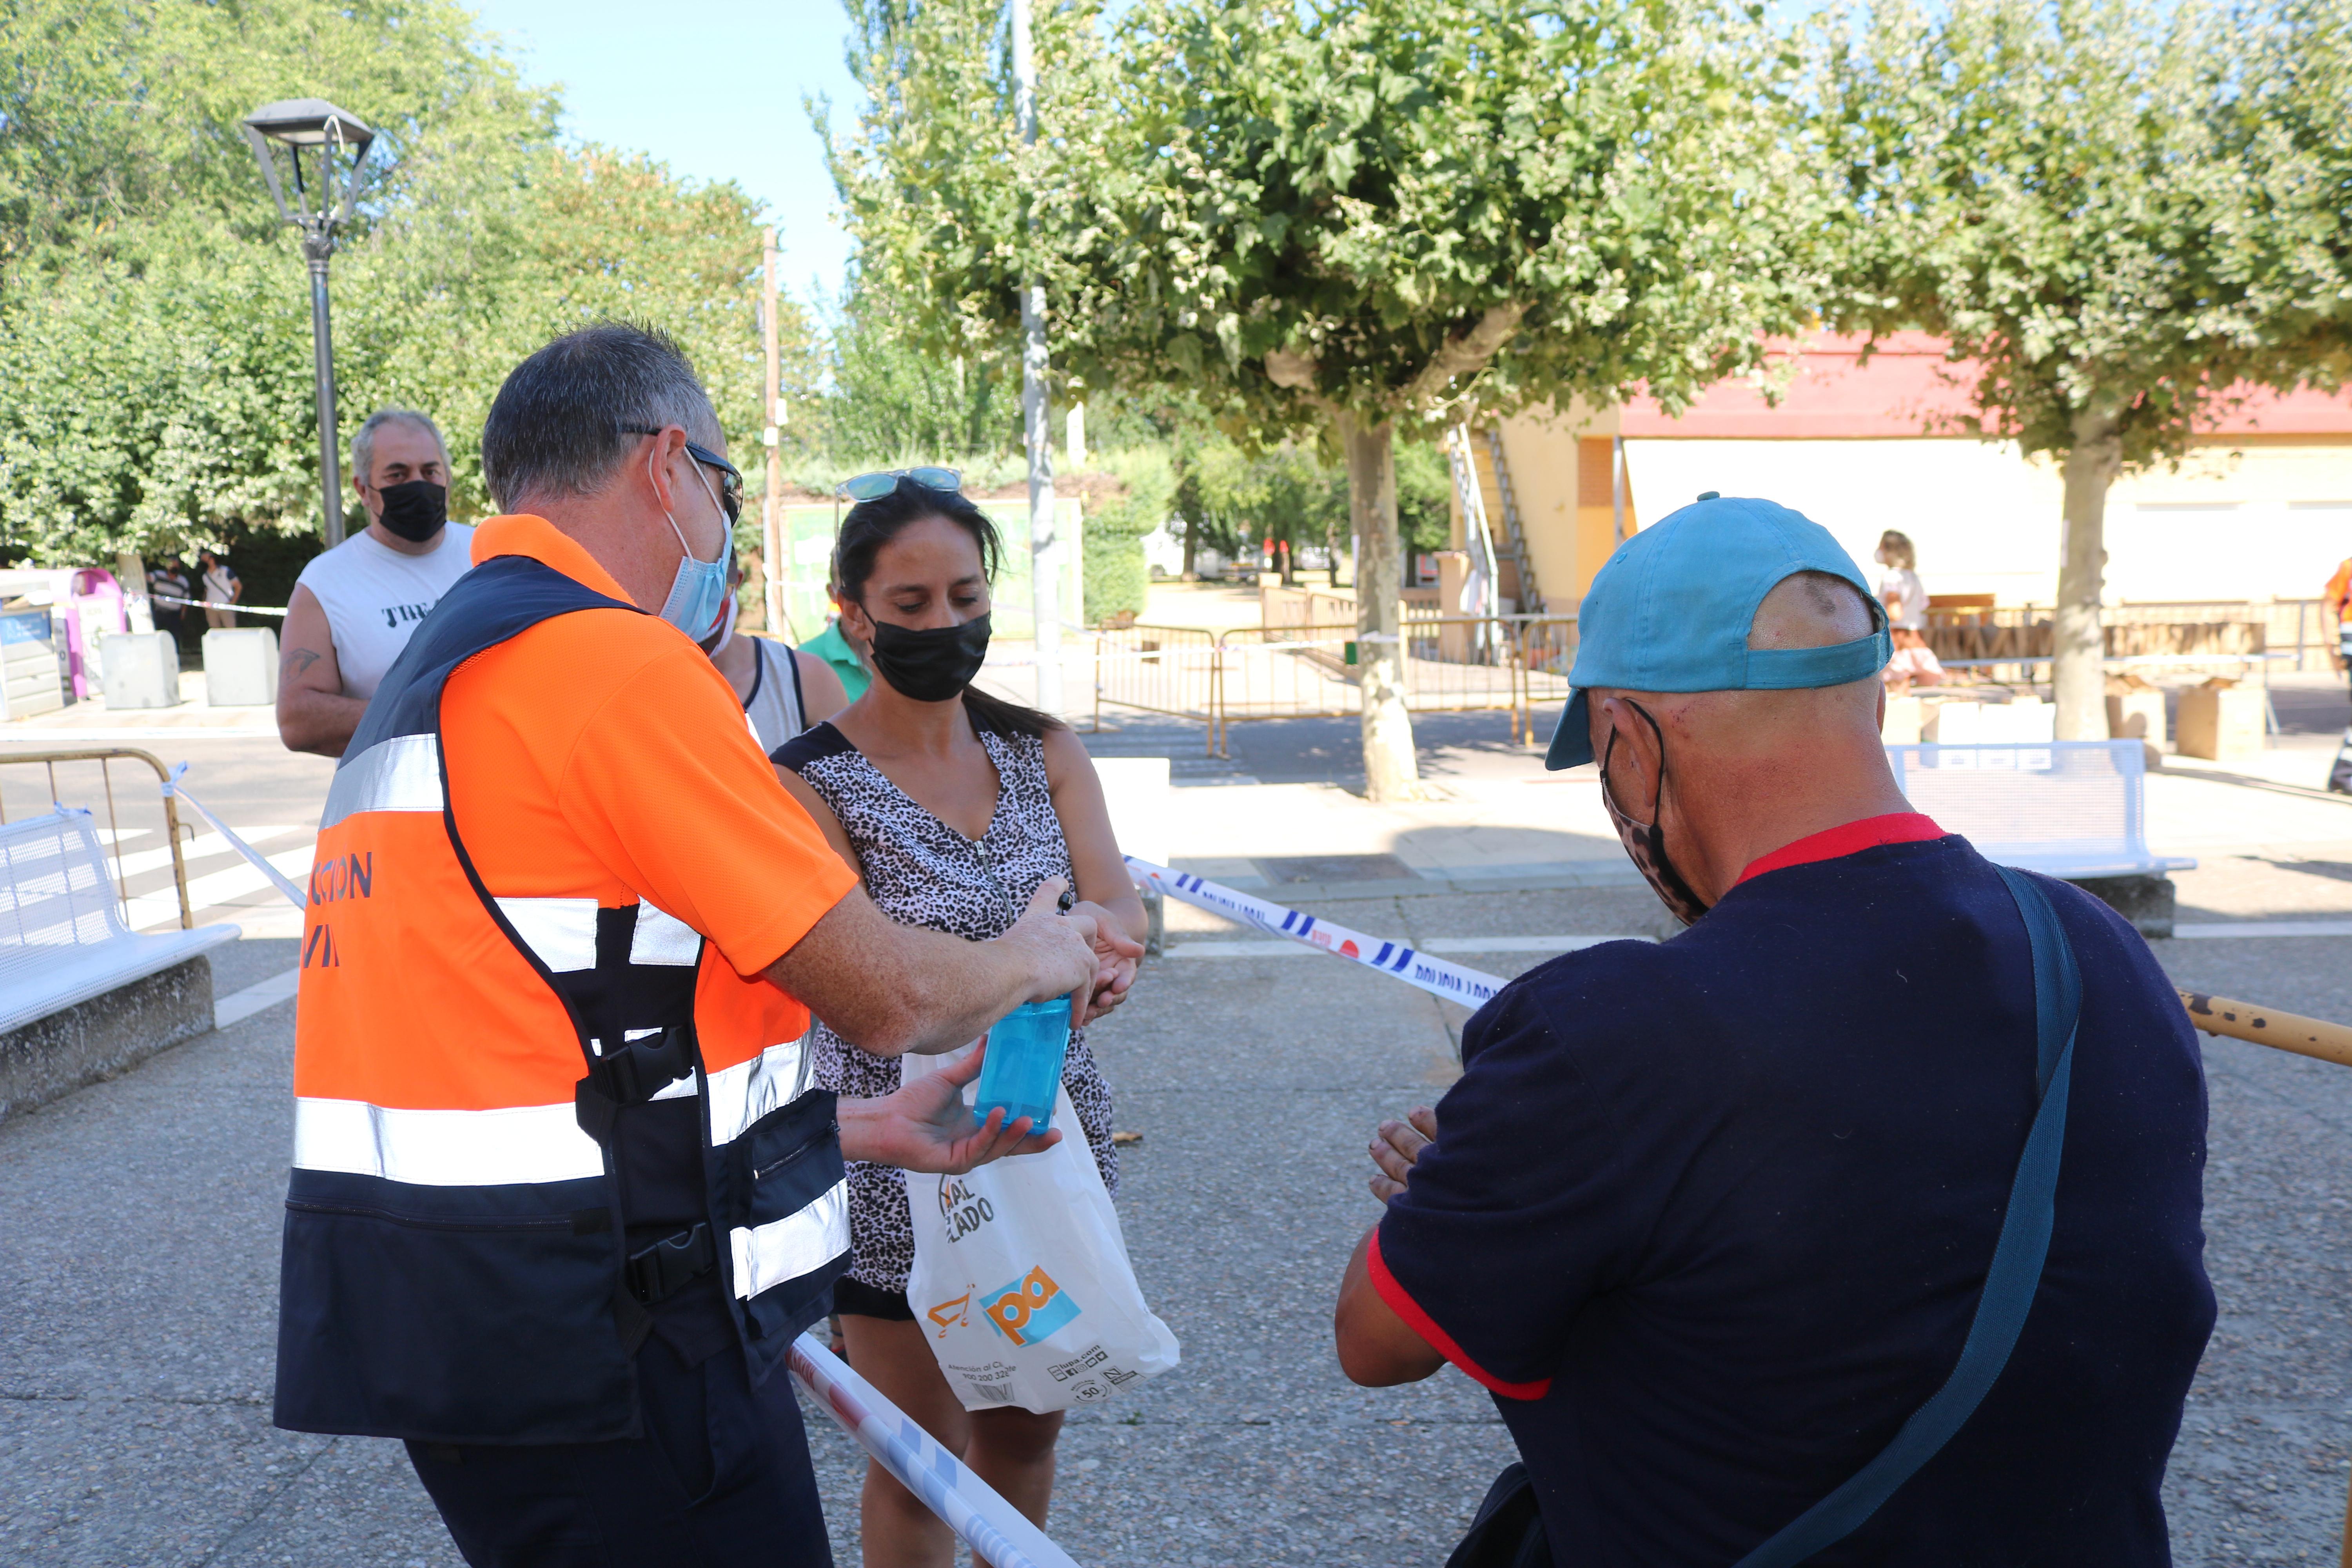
[275,323,1128,1568]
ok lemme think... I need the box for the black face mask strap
[1605,699,1712,920]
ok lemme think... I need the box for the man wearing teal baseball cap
[1334,496,2212,1564]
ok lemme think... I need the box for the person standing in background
[798,585,873,704]
[2326,551,2350,795]
[1874,530,1927,632]
[276,409,475,757]
[147,556,190,646]
[198,549,240,629]
[706,553,851,750]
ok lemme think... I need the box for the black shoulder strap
[1735,866,2082,1566]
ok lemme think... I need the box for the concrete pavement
[9,705,2352,1562]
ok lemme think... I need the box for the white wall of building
[1622,437,2352,604]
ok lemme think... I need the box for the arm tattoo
[285,648,324,677]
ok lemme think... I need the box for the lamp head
[242,98,374,155]
[241,98,374,233]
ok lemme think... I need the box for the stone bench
[0,809,239,1121]
[1885,740,2196,937]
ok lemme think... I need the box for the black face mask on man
[376,480,448,544]
[867,612,991,703]
[1599,699,1712,927]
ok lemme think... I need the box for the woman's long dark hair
[834,477,1063,738]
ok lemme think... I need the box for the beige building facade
[1456,338,2352,615]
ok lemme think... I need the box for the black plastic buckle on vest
[574,1024,696,1146]
[623,1222,719,1305]
[586,1025,695,1104]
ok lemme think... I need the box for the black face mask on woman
[1598,698,1712,927]
[867,612,991,703]
[376,479,448,544]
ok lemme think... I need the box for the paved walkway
[7,887,2352,1563]
[8,711,2352,1563]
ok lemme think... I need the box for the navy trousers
[407,1335,833,1567]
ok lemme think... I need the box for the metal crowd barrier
[1091,615,1580,756]
[0,746,193,929]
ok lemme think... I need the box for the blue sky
[469,0,864,309]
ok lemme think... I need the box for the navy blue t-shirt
[1374,818,2212,1565]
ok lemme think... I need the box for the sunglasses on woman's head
[837,467,963,502]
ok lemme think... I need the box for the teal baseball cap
[1544,494,1890,770]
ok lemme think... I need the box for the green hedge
[1078,448,1174,625]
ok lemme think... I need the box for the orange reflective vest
[274,554,849,1444]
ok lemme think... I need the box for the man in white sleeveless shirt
[277,409,476,756]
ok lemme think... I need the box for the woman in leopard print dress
[772,474,1145,1568]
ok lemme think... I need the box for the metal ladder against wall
[1478,427,1543,615]
[1442,425,1503,616]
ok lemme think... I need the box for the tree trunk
[1339,411,1419,800]
[2054,407,2122,740]
[1182,513,1198,578]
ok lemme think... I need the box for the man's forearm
[276,687,367,757]
[768,887,1089,1058]
[864,921,1052,1055]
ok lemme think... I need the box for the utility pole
[1012,0,1061,713]
[762,227,786,638]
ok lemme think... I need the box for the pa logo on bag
[980,1264,1081,1347]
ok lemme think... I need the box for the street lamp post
[242,98,374,550]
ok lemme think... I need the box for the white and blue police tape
[1125,856,1508,1008]
[164,761,308,909]
[788,1332,1082,1568]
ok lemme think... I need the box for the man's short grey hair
[480,323,721,511]
[352,408,447,486]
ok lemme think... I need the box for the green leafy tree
[834,0,1828,798]
[0,0,822,570]
[1823,0,2352,738]
[817,276,1022,468]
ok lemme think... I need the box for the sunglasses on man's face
[837,467,963,502]
[621,425,743,525]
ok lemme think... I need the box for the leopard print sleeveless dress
[771,719,1118,1295]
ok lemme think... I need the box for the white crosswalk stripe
[123,835,314,932]
[215,967,301,1029]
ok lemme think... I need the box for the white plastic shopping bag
[902,1044,1180,1413]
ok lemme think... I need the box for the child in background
[1875,531,1927,632]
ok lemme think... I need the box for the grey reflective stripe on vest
[320,733,443,829]
[496,897,598,972]
[630,904,701,965]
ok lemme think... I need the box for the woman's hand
[837,1042,1061,1174]
[1069,898,1140,1024]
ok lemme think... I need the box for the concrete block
[2,632,64,719]
[2176,682,2264,761]
[2066,873,2175,940]
[202,627,279,706]
[99,630,180,709]
[0,955,216,1123]
[1094,756,1172,869]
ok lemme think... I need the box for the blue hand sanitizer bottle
[975,998,1072,1133]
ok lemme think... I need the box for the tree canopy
[0,0,823,565]
[833,0,1829,795]
[1822,0,2352,736]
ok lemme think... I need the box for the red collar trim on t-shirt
[1734,812,1947,889]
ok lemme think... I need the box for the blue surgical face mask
[657,457,730,642]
